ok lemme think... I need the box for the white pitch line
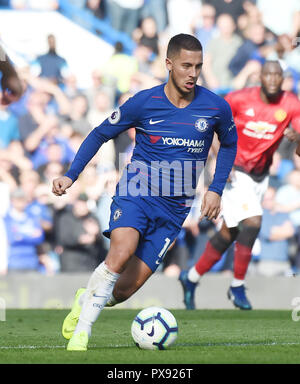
[0,341,300,350]
[0,344,129,350]
[0,345,65,350]
[177,341,300,348]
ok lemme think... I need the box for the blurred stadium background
[0,0,300,310]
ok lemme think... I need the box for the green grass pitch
[0,309,300,364]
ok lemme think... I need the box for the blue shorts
[103,196,186,272]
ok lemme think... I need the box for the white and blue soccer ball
[131,306,178,350]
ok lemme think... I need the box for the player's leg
[62,238,148,340]
[179,221,239,309]
[226,172,268,309]
[106,211,179,307]
[106,241,176,307]
[67,227,140,351]
[64,195,150,350]
[107,255,153,306]
[179,172,244,310]
[233,215,262,284]
[227,215,262,310]
[191,221,239,278]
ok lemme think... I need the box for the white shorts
[221,170,269,228]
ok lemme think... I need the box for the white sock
[74,262,120,337]
[187,266,201,283]
[231,278,244,287]
[79,292,86,307]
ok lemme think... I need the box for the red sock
[233,242,252,280]
[195,241,223,276]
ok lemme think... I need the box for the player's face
[166,49,203,95]
[260,63,283,98]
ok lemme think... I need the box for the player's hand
[199,190,221,222]
[52,176,73,196]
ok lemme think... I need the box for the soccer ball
[131,306,178,350]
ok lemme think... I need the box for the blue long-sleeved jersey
[65,84,237,210]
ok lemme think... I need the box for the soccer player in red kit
[179,60,300,310]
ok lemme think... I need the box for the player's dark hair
[262,60,283,73]
[167,34,203,58]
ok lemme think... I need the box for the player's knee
[106,247,133,274]
[237,222,261,248]
[219,222,239,243]
[210,231,233,254]
[242,216,262,228]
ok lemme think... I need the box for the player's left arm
[200,100,237,221]
[0,45,23,105]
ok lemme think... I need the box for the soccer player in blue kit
[52,34,237,351]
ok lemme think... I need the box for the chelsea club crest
[113,208,122,221]
[195,118,209,132]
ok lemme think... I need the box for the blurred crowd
[0,0,300,277]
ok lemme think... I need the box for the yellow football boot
[62,288,86,340]
[67,331,89,351]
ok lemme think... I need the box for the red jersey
[225,87,300,178]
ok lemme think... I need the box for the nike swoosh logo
[64,328,74,334]
[147,325,155,337]
[93,294,107,298]
[149,119,165,125]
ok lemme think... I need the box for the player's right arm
[52,94,140,196]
